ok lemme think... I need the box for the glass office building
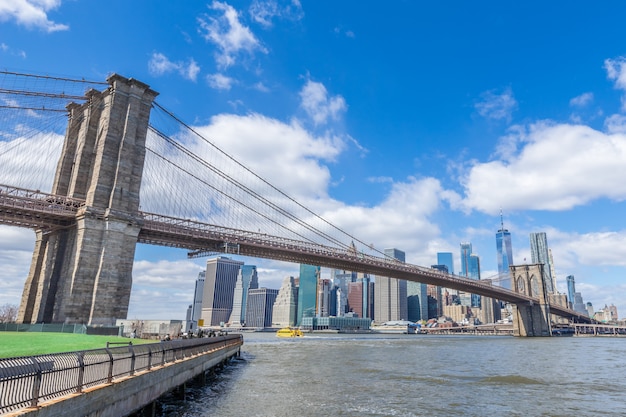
[529,232,554,294]
[496,228,513,289]
[297,264,320,326]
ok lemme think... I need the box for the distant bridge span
[0,183,591,323]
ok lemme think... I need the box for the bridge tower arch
[509,263,552,336]
[17,75,158,325]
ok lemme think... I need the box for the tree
[0,304,18,323]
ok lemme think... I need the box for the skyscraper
[374,248,408,323]
[332,269,357,316]
[318,278,333,317]
[229,265,259,326]
[349,273,374,319]
[407,281,428,322]
[437,252,454,275]
[566,275,576,309]
[496,215,514,289]
[190,271,205,327]
[201,256,244,326]
[436,252,455,309]
[245,288,279,328]
[271,276,298,327]
[460,243,480,279]
[459,243,481,308]
[297,264,320,326]
[529,232,554,294]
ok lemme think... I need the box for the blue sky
[1,1,626,320]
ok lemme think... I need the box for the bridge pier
[17,75,158,325]
[510,264,552,337]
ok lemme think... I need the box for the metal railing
[0,334,242,414]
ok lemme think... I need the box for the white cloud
[0,0,69,32]
[605,56,626,90]
[253,81,270,92]
[190,113,343,200]
[0,226,34,307]
[605,56,626,111]
[475,87,517,122]
[148,53,200,82]
[460,121,626,214]
[569,92,593,107]
[604,114,626,134]
[563,231,626,267]
[368,176,393,184]
[299,79,347,125]
[320,177,443,262]
[249,0,304,28]
[198,1,267,68]
[334,26,355,38]
[206,73,235,90]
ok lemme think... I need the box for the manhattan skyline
[0,2,625,320]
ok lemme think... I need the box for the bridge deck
[0,184,591,323]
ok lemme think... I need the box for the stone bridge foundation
[510,264,552,337]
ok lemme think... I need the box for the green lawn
[0,332,154,358]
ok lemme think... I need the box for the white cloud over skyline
[206,73,236,90]
[569,92,594,107]
[198,1,267,69]
[299,79,347,126]
[460,121,626,214]
[148,53,200,82]
[475,87,517,122]
[249,0,304,28]
[0,0,68,32]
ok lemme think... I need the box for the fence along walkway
[0,335,242,415]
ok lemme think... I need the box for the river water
[155,332,626,416]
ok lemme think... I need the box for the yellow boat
[276,327,304,338]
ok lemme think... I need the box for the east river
[154,332,626,416]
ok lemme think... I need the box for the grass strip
[0,332,154,358]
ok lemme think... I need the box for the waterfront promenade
[0,335,242,416]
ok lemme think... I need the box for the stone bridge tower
[510,263,552,336]
[17,75,158,325]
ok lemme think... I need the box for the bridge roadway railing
[0,184,84,229]
[0,185,588,321]
[138,213,590,322]
[139,212,537,305]
[0,334,243,415]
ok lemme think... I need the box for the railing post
[29,357,42,409]
[105,348,113,383]
[76,352,85,393]
[147,347,152,371]
[129,345,136,376]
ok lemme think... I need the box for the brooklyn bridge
[0,71,591,336]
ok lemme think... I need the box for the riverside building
[529,232,555,294]
[272,276,299,327]
[229,265,259,326]
[374,248,408,323]
[245,288,279,328]
[200,256,244,326]
[495,215,514,290]
[297,264,320,326]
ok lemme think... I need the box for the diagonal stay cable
[148,124,350,250]
[144,143,320,246]
[152,102,386,257]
